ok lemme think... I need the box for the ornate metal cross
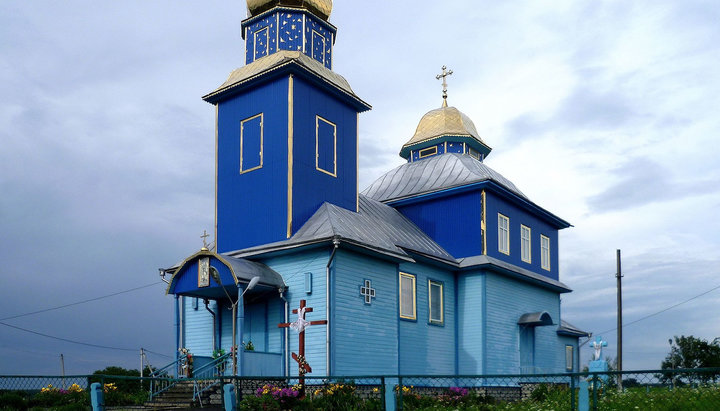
[436,65,453,107]
[200,230,210,248]
[278,299,327,397]
[360,280,376,304]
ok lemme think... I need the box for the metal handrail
[192,353,231,406]
[149,355,186,400]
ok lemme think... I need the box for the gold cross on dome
[436,65,453,107]
[200,230,210,249]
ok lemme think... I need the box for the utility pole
[60,354,66,390]
[616,249,623,391]
[140,348,145,390]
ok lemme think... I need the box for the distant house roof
[227,194,456,263]
[557,320,591,337]
[362,152,527,202]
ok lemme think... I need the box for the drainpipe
[326,237,340,376]
[204,299,217,350]
[174,295,180,369]
[279,286,289,376]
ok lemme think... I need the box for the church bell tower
[203,0,371,253]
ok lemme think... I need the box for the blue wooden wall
[216,77,290,253]
[485,191,560,280]
[261,249,331,376]
[483,271,561,374]
[457,272,485,374]
[397,262,456,375]
[243,10,334,69]
[332,250,399,375]
[396,191,483,258]
[291,77,358,232]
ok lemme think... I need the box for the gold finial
[436,66,453,108]
[200,230,210,250]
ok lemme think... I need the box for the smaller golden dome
[400,106,492,160]
[407,106,481,146]
[247,0,332,20]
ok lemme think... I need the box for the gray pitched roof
[228,194,455,262]
[362,152,527,203]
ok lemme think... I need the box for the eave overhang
[386,180,572,230]
[458,255,572,293]
[202,50,371,112]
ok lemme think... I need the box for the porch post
[174,295,180,365]
[233,285,246,375]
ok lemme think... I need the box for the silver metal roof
[219,255,286,288]
[557,320,591,337]
[458,255,572,292]
[203,50,370,110]
[518,311,554,326]
[362,153,526,203]
[229,194,455,262]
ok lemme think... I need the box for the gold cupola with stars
[400,67,492,162]
[247,0,332,21]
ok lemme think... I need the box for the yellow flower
[372,387,380,393]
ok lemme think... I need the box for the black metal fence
[1,368,719,410]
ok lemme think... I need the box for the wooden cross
[436,65,453,107]
[278,299,327,397]
[200,230,210,248]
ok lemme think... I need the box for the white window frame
[541,235,551,271]
[428,280,444,325]
[498,214,510,255]
[565,345,574,371]
[399,272,416,320]
[521,225,531,263]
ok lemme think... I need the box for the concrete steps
[143,380,224,410]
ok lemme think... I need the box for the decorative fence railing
[1,368,719,410]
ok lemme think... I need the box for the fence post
[570,374,576,411]
[90,382,105,411]
[578,380,589,411]
[223,383,236,411]
[591,375,598,411]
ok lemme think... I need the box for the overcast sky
[1,0,719,375]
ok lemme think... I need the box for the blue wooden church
[163,0,588,378]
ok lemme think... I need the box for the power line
[0,282,163,321]
[0,321,138,352]
[596,282,720,336]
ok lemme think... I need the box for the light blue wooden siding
[262,249,330,376]
[398,262,456,375]
[457,273,485,374]
[484,272,562,374]
[332,250,398,375]
[267,298,284,353]
[219,300,233,354]
[244,302,268,352]
[183,297,217,357]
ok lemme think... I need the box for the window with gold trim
[240,113,263,173]
[418,146,438,159]
[316,116,337,176]
[399,272,416,320]
[498,214,510,255]
[428,280,443,325]
[253,26,269,59]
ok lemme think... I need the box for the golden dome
[400,106,492,160]
[247,0,332,20]
[406,106,481,146]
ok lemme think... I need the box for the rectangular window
[541,235,551,271]
[428,280,443,325]
[418,146,438,158]
[312,30,326,64]
[565,345,574,371]
[399,272,416,320]
[240,114,263,173]
[254,26,269,60]
[521,225,531,263]
[316,115,337,176]
[498,214,510,255]
[468,147,482,161]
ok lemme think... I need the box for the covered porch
[165,248,288,377]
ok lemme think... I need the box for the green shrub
[0,391,28,410]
